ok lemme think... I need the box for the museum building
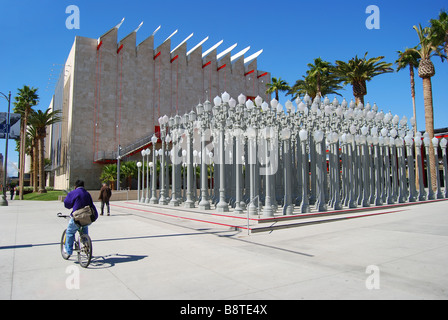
[45,20,271,189]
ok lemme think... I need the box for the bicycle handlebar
[57,212,70,219]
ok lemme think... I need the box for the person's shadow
[88,254,147,269]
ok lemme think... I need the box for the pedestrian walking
[99,183,112,216]
[10,187,15,200]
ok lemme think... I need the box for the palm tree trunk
[422,77,437,191]
[19,109,29,200]
[38,137,47,193]
[316,74,322,98]
[33,142,38,192]
[354,94,365,106]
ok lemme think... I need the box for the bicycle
[57,213,93,268]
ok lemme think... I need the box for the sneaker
[63,245,72,257]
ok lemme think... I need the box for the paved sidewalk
[1,199,447,300]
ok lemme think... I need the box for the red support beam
[245,70,254,76]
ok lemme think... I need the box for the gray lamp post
[414,133,427,201]
[140,149,146,203]
[184,111,197,208]
[197,101,212,210]
[360,126,371,207]
[281,126,295,215]
[117,145,122,191]
[313,129,327,212]
[405,134,417,202]
[247,125,258,215]
[396,137,407,203]
[165,134,172,202]
[169,115,181,206]
[432,137,444,199]
[213,94,229,212]
[440,138,448,198]
[299,129,310,213]
[346,133,358,208]
[158,115,169,205]
[232,94,247,214]
[262,126,274,217]
[149,135,158,204]
[383,136,394,205]
[137,161,142,202]
[145,148,151,204]
[0,91,11,206]
[424,134,435,200]
[390,129,399,203]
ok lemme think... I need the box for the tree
[396,48,421,188]
[396,48,420,133]
[13,85,39,200]
[287,67,343,100]
[100,164,117,190]
[266,77,290,101]
[430,10,448,62]
[26,125,39,192]
[409,24,446,190]
[306,58,340,98]
[28,108,62,193]
[335,52,393,105]
[120,161,138,189]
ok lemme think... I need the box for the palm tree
[396,48,421,188]
[120,161,137,189]
[28,108,62,193]
[100,164,117,190]
[13,85,39,200]
[430,10,448,62]
[288,63,343,101]
[26,125,39,192]
[396,48,420,133]
[306,58,340,98]
[335,52,393,105]
[410,24,446,190]
[266,77,290,101]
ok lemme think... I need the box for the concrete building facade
[46,22,271,189]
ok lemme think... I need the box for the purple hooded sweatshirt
[64,187,98,220]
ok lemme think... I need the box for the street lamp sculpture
[136,91,446,216]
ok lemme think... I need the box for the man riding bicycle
[63,180,98,255]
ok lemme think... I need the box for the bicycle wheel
[60,229,71,260]
[77,234,92,268]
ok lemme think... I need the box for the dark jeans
[101,200,110,214]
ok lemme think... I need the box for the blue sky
[0,0,447,176]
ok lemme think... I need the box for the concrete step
[251,198,448,233]
[112,199,448,235]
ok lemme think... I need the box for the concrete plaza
[1,198,447,300]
